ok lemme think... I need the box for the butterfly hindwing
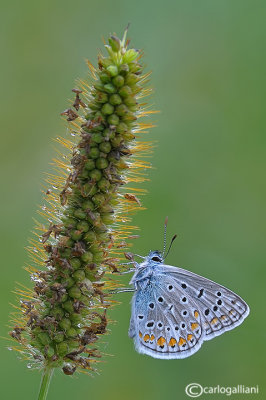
[160,265,250,340]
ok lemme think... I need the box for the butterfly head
[147,250,164,264]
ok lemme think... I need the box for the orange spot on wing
[187,334,193,341]
[139,331,142,338]
[178,337,186,347]
[168,337,177,347]
[157,336,166,347]
[191,323,199,331]
[150,334,155,341]
[211,317,218,325]
[143,334,150,342]
[221,315,227,320]
[194,310,199,319]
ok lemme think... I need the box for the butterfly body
[128,250,249,359]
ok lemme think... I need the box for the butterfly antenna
[164,234,177,260]
[163,216,168,256]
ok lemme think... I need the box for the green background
[1,0,265,399]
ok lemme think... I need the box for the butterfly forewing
[160,265,250,340]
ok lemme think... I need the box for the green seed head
[9,29,155,376]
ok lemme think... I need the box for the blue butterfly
[118,219,249,359]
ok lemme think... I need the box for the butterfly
[119,220,249,359]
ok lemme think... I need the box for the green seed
[62,217,76,228]
[60,293,68,303]
[73,209,86,219]
[106,65,118,77]
[73,269,85,282]
[70,313,82,324]
[89,169,102,181]
[97,177,110,191]
[66,339,79,352]
[60,248,72,258]
[110,135,123,147]
[89,147,100,159]
[59,318,71,331]
[93,253,104,264]
[112,75,124,88]
[99,73,111,83]
[50,306,64,319]
[101,213,115,224]
[102,103,114,115]
[109,94,122,105]
[96,157,108,169]
[83,182,97,196]
[108,114,119,125]
[76,221,89,232]
[108,35,120,52]
[82,199,94,211]
[92,193,106,206]
[119,64,130,74]
[61,277,75,289]
[95,91,108,103]
[87,211,100,225]
[79,169,89,179]
[68,286,81,299]
[117,122,128,134]
[70,230,83,241]
[84,159,95,171]
[124,93,138,106]
[63,300,74,313]
[83,231,97,243]
[123,132,135,141]
[100,56,112,69]
[54,332,65,343]
[70,258,81,270]
[104,83,116,94]
[116,104,129,117]
[57,342,69,356]
[92,133,103,144]
[94,81,104,91]
[89,244,99,254]
[38,332,51,345]
[119,85,132,97]
[129,61,142,73]
[46,346,55,358]
[66,327,77,338]
[81,251,93,263]
[99,141,111,153]
[125,73,139,85]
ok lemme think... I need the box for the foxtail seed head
[9,30,155,375]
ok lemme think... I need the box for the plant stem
[38,367,54,400]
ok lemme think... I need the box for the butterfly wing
[160,265,250,341]
[129,275,205,359]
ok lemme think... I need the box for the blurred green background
[1,0,265,399]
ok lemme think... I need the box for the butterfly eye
[152,256,161,262]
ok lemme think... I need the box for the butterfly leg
[112,261,139,274]
[108,288,135,294]
[118,269,136,275]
